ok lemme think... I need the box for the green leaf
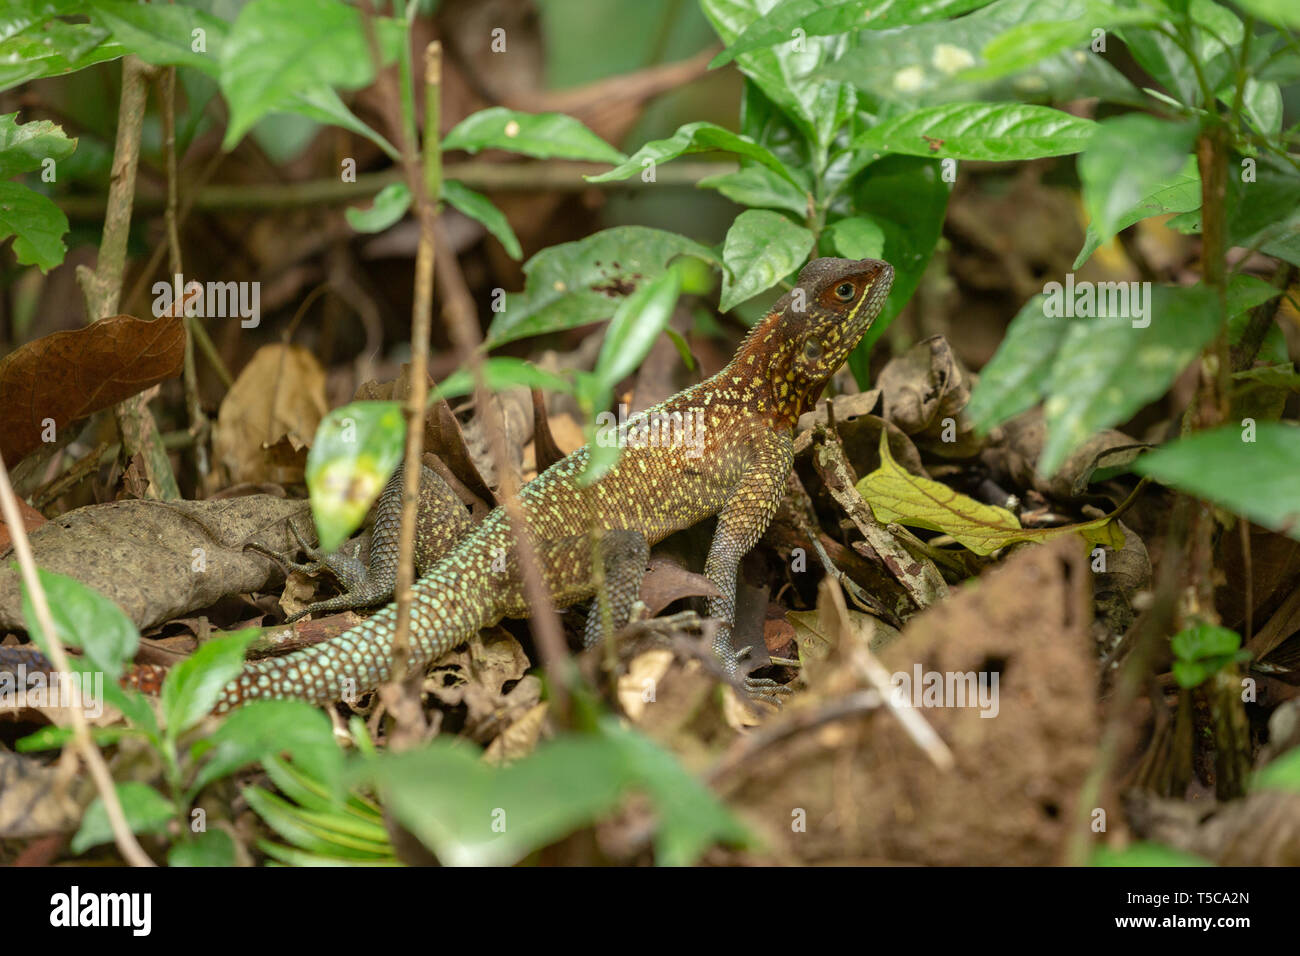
[1039,284,1221,476]
[71,782,174,854]
[1169,621,1250,688]
[966,294,1065,432]
[592,266,684,392]
[0,112,76,178]
[193,700,341,796]
[442,180,523,260]
[1079,115,1197,252]
[442,107,625,164]
[0,20,124,93]
[719,210,814,312]
[700,0,856,152]
[970,3,1155,81]
[485,226,719,347]
[1091,842,1213,866]
[1254,748,1300,793]
[244,786,394,859]
[824,215,886,261]
[580,266,685,483]
[1074,157,1200,268]
[1232,0,1300,26]
[858,431,1123,554]
[710,0,994,67]
[20,568,138,681]
[359,725,751,866]
[218,0,398,148]
[596,716,754,866]
[1135,423,1300,541]
[345,182,410,234]
[851,101,1097,161]
[168,827,236,867]
[160,628,259,738]
[697,162,808,217]
[278,85,397,160]
[435,358,574,403]
[846,156,950,379]
[587,121,799,188]
[0,181,69,272]
[305,401,405,552]
[89,0,226,76]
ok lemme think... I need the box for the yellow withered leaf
[856,432,1124,556]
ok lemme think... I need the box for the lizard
[213,256,894,713]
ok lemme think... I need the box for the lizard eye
[803,338,823,361]
[834,281,855,301]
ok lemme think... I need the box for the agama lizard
[215,257,894,713]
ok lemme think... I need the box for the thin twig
[0,450,154,867]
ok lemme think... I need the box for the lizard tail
[213,563,495,712]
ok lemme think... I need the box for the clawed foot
[734,645,795,709]
[622,608,704,637]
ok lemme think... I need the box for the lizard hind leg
[581,529,650,649]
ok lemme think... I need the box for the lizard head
[733,257,894,421]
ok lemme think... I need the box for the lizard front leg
[703,431,794,705]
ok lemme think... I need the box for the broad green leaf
[89,0,226,76]
[160,628,260,738]
[359,723,751,867]
[1135,423,1300,541]
[1078,115,1197,251]
[581,267,685,483]
[219,0,400,148]
[851,101,1096,161]
[345,181,410,233]
[306,401,404,551]
[710,0,994,66]
[168,827,236,866]
[0,112,76,178]
[846,156,950,379]
[278,85,397,160]
[966,294,1065,432]
[587,121,799,188]
[442,107,624,164]
[442,179,523,260]
[1232,0,1300,26]
[597,716,755,866]
[824,215,886,260]
[719,210,814,311]
[1074,157,1200,268]
[592,266,683,392]
[700,0,856,152]
[970,3,1155,81]
[435,358,574,402]
[485,226,719,347]
[0,181,69,272]
[193,700,341,796]
[20,568,138,681]
[1039,285,1221,476]
[820,0,1143,111]
[857,431,1123,554]
[697,162,809,217]
[361,736,629,866]
[72,782,174,854]
[0,20,125,93]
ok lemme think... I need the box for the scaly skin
[214,257,894,713]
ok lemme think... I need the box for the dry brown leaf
[213,344,327,485]
[0,313,184,463]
